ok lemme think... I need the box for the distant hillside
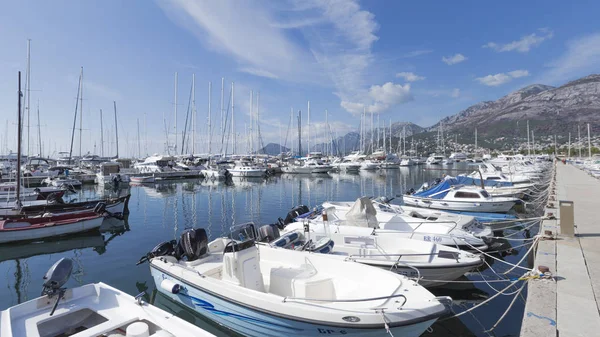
[428,74,600,138]
[258,143,290,156]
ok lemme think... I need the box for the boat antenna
[16,71,23,207]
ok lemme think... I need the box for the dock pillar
[559,200,574,236]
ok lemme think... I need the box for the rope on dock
[484,281,528,333]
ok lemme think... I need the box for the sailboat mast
[68,71,82,165]
[26,40,31,158]
[568,132,571,158]
[231,81,235,155]
[208,82,212,155]
[113,101,119,158]
[257,92,260,154]
[220,78,224,143]
[526,121,530,155]
[298,110,302,156]
[325,109,328,156]
[37,101,41,156]
[249,91,254,154]
[192,74,196,155]
[371,110,375,153]
[389,119,391,153]
[100,109,104,156]
[174,72,178,154]
[588,123,591,159]
[578,124,582,157]
[79,67,83,158]
[16,71,22,206]
[307,101,310,155]
[137,118,141,158]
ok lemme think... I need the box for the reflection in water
[0,164,532,336]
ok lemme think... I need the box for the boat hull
[150,266,437,337]
[402,196,516,213]
[0,216,103,244]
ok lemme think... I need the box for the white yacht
[228,160,266,177]
[425,154,445,165]
[95,162,130,186]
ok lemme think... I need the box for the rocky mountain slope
[429,74,600,137]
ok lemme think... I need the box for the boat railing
[405,220,459,233]
[344,252,459,264]
[282,293,407,306]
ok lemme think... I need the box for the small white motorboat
[403,182,520,213]
[322,198,493,239]
[290,198,489,250]
[43,176,82,189]
[142,228,450,337]
[262,222,484,287]
[0,258,215,337]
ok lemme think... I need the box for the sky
[1,0,599,157]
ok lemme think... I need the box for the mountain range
[428,74,600,139]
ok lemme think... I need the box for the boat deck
[521,163,600,337]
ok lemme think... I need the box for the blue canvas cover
[456,175,513,187]
[414,178,459,199]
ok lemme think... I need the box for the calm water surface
[0,164,533,337]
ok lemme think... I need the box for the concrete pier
[521,163,600,337]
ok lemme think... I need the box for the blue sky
[1,0,599,157]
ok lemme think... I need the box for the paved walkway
[522,163,600,337]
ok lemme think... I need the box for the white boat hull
[402,195,516,213]
[0,216,103,243]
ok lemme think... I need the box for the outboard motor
[280,205,310,227]
[136,240,177,265]
[257,224,281,243]
[174,228,208,262]
[42,258,73,316]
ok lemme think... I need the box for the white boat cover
[344,197,378,228]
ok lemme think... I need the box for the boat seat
[221,241,264,292]
[269,264,336,301]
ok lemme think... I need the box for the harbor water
[0,164,534,336]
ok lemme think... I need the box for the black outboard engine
[42,258,73,316]
[136,240,177,265]
[257,224,281,243]
[279,205,310,227]
[174,228,208,262]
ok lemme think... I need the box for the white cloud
[507,70,529,78]
[158,0,321,83]
[537,32,600,85]
[270,17,324,29]
[442,53,467,65]
[396,72,425,82]
[239,68,279,79]
[403,49,433,58]
[341,82,413,115]
[483,29,553,53]
[476,69,529,86]
[451,88,460,98]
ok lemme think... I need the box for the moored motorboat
[262,222,484,287]
[0,258,215,337]
[141,228,450,337]
[403,181,519,213]
[0,211,105,244]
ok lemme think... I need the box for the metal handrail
[282,293,407,304]
[390,259,422,281]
